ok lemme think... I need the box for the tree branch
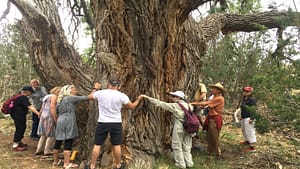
[9,0,51,29]
[292,0,298,12]
[80,0,94,29]
[8,0,94,89]
[178,0,212,24]
[80,0,95,49]
[196,11,300,42]
[221,11,300,34]
[271,27,291,65]
[0,0,11,22]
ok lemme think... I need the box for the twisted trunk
[90,1,206,167]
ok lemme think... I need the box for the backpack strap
[12,94,23,103]
[177,102,193,123]
[177,102,192,114]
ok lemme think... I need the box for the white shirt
[93,89,130,123]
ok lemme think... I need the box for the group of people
[6,77,257,169]
[8,78,141,169]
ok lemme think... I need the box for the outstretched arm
[191,101,208,107]
[88,82,102,100]
[141,95,177,113]
[28,105,40,117]
[124,95,143,109]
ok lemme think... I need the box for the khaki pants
[172,122,193,168]
[36,135,55,154]
[207,119,221,156]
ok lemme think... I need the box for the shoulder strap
[177,102,191,114]
[42,94,51,102]
[13,94,23,100]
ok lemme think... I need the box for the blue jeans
[30,112,39,138]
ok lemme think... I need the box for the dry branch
[0,0,11,21]
[194,11,300,42]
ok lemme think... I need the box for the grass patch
[154,151,231,169]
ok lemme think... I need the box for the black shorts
[94,122,122,146]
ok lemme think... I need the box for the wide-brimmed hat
[208,82,225,93]
[21,86,35,93]
[169,91,186,99]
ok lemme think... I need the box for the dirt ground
[1,113,300,169]
[0,114,60,169]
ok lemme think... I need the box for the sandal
[34,151,43,156]
[64,163,79,169]
[115,162,126,169]
[43,152,53,156]
[52,159,62,166]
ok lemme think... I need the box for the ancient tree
[4,0,300,168]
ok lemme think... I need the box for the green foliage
[201,0,300,134]
[80,46,96,65]
[254,116,271,133]
[0,23,37,101]
[227,0,262,14]
[245,105,255,114]
[250,58,300,132]
[202,34,261,107]
[209,0,262,14]
[251,22,268,32]
[208,6,224,14]
[244,105,271,134]
[202,24,300,134]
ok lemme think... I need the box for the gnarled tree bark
[7,0,300,168]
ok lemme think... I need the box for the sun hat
[243,86,253,92]
[169,91,186,99]
[21,86,35,93]
[208,82,225,93]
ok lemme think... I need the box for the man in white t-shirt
[86,78,142,169]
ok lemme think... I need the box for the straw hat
[208,82,225,93]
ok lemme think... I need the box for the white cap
[169,91,185,99]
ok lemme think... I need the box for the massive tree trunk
[7,0,300,168]
[90,1,209,168]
